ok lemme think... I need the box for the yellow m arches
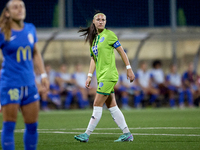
[16,46,32,62]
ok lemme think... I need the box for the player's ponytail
[78,11,105,47]
[0,2,12,41]
[78,22,97,47]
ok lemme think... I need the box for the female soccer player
[74,11,135,142]
[0,0,49,150]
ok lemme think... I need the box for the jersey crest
[100,37,105,43]
[28,33,34,44]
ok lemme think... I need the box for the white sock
[108,106,130,134]
[85,106,103,136]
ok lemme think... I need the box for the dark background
[0,0,199,28]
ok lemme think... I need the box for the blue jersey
[182,71,196,83]
[0,23,37,87]
[166,73,181,87]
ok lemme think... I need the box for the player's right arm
[33,43,49,91]
[108,30,135,82]
[85,57,96,89]
[116,46,135,82]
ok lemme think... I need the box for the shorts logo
[100,37,105,42]
[34,94,39,99]
[99,82,104,87]
[28,33,34,44]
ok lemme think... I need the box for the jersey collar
[98,29,106,36]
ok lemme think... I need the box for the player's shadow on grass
[91,136,126,143]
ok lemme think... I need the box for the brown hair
[0,1,12,41]
[0,0,23,41]
[78,11,103,47]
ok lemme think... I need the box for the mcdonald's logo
[16,46,32,62]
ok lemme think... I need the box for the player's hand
[41,77,49,92]
[127,69,135,82]
[85,77,92,89]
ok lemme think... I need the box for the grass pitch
[0,108,200,150]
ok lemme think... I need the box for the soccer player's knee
[93,102,102,107]
[3,122,16,132]
[25,122,38,134]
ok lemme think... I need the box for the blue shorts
[119,85,141,92]
[118,86,127,92]
[131,86,141,91]
[0,84,40,106]
[168,85,183,93]
[168,85,177,91]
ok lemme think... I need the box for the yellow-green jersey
[90,29,121,82]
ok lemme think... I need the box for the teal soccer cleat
[114,132,134,142]
[74,133,89,142]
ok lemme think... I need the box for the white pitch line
[37,129,67,131]
[1,127,199,133]
[1,129,200,137]
[72,127,200,130]
[11,130,200,137]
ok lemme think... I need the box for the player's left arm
[85,57,96,89]
[33,43,49,91]
[115,46,135,82]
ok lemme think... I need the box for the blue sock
[134,95,141,107]
[84,99,89,107]
[150,94,157,104]
[140,93,144,100]
[186,89,193,105]
[122,96,128,106]
[1,121,16,150]
[41,101,48,109]
[169,99,175,107]
[179,91,184,105]
[65,91,73,109]
[24,122,38,150]
[76,91,84,108]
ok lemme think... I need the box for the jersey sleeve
[107,31,121,49]
[150,72,154,79]
[166,74,170,81]
[135,72,139,79]
[90,47,93,57]
[55,72,61,77]
[72,73,75,79]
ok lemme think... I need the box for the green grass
[0,108,200,150]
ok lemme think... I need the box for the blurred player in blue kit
[181,63,198,107]
[0,0,49,150]
[166,64,183,107]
